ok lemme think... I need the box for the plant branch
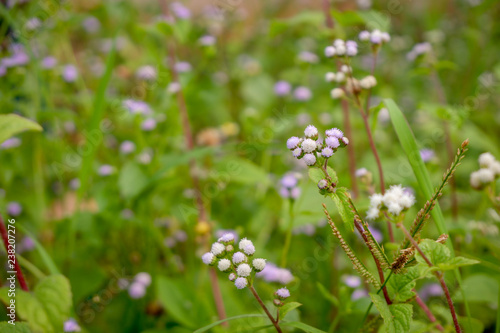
[414,290,445,331]
[249,285,283,333]
[0,214,29,291]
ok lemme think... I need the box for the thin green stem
[281,200,295,267]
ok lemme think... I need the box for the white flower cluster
[202,234,266,289]
[366,185,415,220]
[286,125,349,166]
[470,152,500,189]
[358,29,391,45]
[325,39,358,58]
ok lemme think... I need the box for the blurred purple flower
[128,282,146,299]
[175,230,188,242]
[41,56,57,69]
[170,2,191,19]
[120,140,136,155]
[351,289,368,300]
[7,202,22,216]
[69,178,80,190]
[293,86,312,101]
[420,149,435,162]
[141,118,157,131]
[98,165,115,176]
[122,99,152,115]
[343,275,362,288]
[419,283,443,301]
[174,61,192,73]
[63,318,81,332]
[19,237,35,253]
[274,80,291,96]
[83,16,101,34]
[1,137,21,149]
[199,35,216,46]
[215,229,238,243]
[136,65,157,81]
[298,51,319,64]
[256,262,294,284]
[62,65,78,82]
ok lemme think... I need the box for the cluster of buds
[325,39,358,58]
[366,185,416,220]
[470,152,500,190]
[358,29,391,47]
[286,125,349,167]
[202,234,267,289]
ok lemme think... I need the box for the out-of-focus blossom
[274,80,291,96]
[141,118,157,131]
[170,2,191,19]
[199,35,216,46]
[419,283,443,301]
[69,178,80,190]
[98,165,115,176]
[7,202,22,216]
[1,137,21,149]
[120,141,136,155]
[167,82,181,94]
[122,99,152,115]
[174,61,192,73]
[420,149,435,162]
[62,65,78,82]
[256,262,294,284]
[83,16,101,34]
[293,86,312,101]
[63,318,81,332]
[41,56,57,69]
[407,42,432,61]
[298,51,319,64]
[351,289,368,300]
[136,65,157,81]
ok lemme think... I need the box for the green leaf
[33,275,72,331]
[437,257,479,271]
[384,99,449,240]
[330,187,355,230]
[156,276,197,328]
[416,239,451,267]
[279,302,302,320]
[193,314,267,333]
[213,157,270,186]
[118,162,150,199]
[0,322,32,333]
[457,317,483,333]
[387,267,419,302]
[16,224,59,275]
[280,321,327,333]
[453,274,499,303]
[0,114,42,145]
[316,282,339,306]
[370,293,413,333]
[0,289,53,333]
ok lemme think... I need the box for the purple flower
[355,168,369,177]
[128,282,146,299]
[274,80,291,96]
[39,56,56,70]
[199,35,216,46]
[175,230,187,242]
[122,99,152,115]
[98,165,115,176]
[7,202,22,216]
[256,262,294,284]
[69,178,80,190]
[351,289,368,300]
[286,136,300,150]
[275,287,290,299]
[136,65,157,81]
[120,140,136,155]
[64,318,81,332]
[419,283,443,301]
[62,65,78,82]
[298,51,319,64]
[235,277,248,289]
[281,173,298,188]
[325,136,340,148]
[174,61,192,73]
[134,272,152,287]
[215,229,238,243]
[141,118,157,131]
[19,237,35,253]
[83,16,101,34]
[1,137,21,149]
[293,86,312,101]
[1,45,29,68]
[420,149,435,163]
[343,275,362,288]
[171,2,191,19]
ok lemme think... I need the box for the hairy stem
[0,214,29,291]
[249,285,283,333]
[397,223,461,333]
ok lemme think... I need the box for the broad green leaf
[358,10,391,31]
[387,267,419,302]
[156,276,197,328]
[384,99,449,241]
[280,321,327,333]
[437,257,479,271]
[193,314,267,333]
[0,114,42,145]
[330,187,354,230]
[279,302,302,320]
[33,275,72,331]
[0,289,53,333]
[213,157,270,186]
[370,293,413,333]
[416,239,450,267]
[0,322,32,333]
[454,274,499,303]
[118,162,149,199]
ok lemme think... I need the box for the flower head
[275,287,290,299]
[234,277,248,289]
[218,259,232,272]
[236,263,252,277]
[232,251,246,264]
[286,136,301,150]
[202,252,216,265]
[211,242,226,257]
[134,272,152,287]
[64,318,81,332]
[252,258,266,272]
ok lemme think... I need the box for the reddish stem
[0,214,29,291]
[249,285,283,333]
[414,290,444,331]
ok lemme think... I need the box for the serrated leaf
[0,322,32,333]
[279,302,302,320]
[0,289,53,333]
[370,293,413,333]
[34,275,72,331]
[387,267,419,302]
[308,168,325,184]
[415,239,450,267]
[436,257,479,271]
[330,187,354,230]
[0,114,42,145]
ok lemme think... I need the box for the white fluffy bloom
[211,242,225,256]
[366,207,380,220]
[232,251,246,264]
[325,46,336,57]
[340,65,352,73]
[359,76,377,89]
[490,161,500,176]
[325,72,336,82]
[218,259,232,272]
[479,152,496,168]
[235,277,248,289]
[359,30,370,41]
[330,88,344,99]
[218,233,235,243]
[370,193,384,207]
[303,153,317,166]
[304,125,319,138]
[229,273,236,281]
[335,72,346,82]
[335,44,346,56]
[301,139,317,153]
[292,148,302,157]
[134,272,152,287]
[287,136,301,150]
[470,169,495,188]
[243,244,255,255]
[202,252,215,265]
[237,263,252,277]
[252,258,266,272]
[399,194,416,209]
[239,238,253,251]
[387,202,403,216]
